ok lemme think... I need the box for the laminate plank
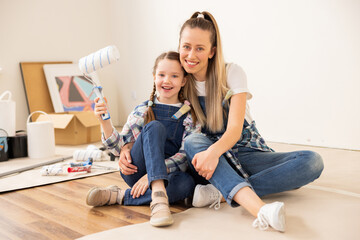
[28,220,83,240]
[0,197,43,224]
[0,214,51,240]
[0,171,189,239]
[0,191,105,235]
[38,183,153,223]
[20,188,132,228]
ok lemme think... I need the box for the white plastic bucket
[0,91,16,136]
[27,111,55,158]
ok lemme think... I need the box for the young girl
[178,11,324,232]
[86,51,200,227]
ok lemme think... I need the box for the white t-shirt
[194,63,254,123]
[154,97,183,107]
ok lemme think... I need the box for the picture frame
[43,64,100,113]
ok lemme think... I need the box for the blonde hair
[179,11,228,133]
[145,51,197,125]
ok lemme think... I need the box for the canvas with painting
[43,64,100,112]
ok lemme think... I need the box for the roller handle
[94,86,110,120]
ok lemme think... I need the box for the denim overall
[121,103,195,206]
[185,96,324,207]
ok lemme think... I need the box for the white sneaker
[252,201,286,232]
[192,184,222,210]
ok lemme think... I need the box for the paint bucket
[27,111,55,159]
[0,129,9,161]
[8,130,28,158]
[0,91,16,136]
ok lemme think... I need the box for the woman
[178,11,324,232]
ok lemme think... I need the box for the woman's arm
[119,142,137,175]
[192,93,247,180]
[209,92,246,156]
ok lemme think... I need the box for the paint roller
[72,145,108,161]
[78,45,120,120]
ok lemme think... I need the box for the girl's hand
[94,97,113,139]
[192,149,220,180]
[119,142,137,175]
[131,174,149,198]
[93,97,108,121]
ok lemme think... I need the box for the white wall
[114,0,360,150]
[1,0,359,150]
[0,0,120,130]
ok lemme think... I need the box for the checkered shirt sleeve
[102,104,147,156]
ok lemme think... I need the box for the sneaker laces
[208,191,221,210]
[252,212,269,231]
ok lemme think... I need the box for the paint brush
[172,100,191,119]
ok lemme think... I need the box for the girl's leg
[87,121,168,209]
[131,120,172,227]
[120,121,168,188]
[123,170,195,227]
[123,171,195,205]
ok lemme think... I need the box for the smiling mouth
[162,86,173,90]
[186,60,198,67]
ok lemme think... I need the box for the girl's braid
[145,83,156,124]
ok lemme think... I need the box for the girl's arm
[98,103,147,175]
[94,97,121,156]
[94,97,114,139]
[165,113,202,173]
[192,93,247,180]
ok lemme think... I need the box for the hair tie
[184,100,191,106]
[197,13,204,19]
[147,100,153,107]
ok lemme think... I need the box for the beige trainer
[149,191,174,227]
[86,185,123,207]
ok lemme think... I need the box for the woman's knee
[184,133,210,154]
[302,150,324,178]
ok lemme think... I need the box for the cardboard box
[20,62,101,146]
[36,111,101,145]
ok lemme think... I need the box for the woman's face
[153,59,186,104]
[179,27,215,82]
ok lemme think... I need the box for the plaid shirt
[208,120,274,180]
[102,102,201,173]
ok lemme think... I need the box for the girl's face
[153,59,186,104]
[179,27,215,82]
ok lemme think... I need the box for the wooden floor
[0,172,189,240]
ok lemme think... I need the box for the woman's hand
[191,93,247,180]
[192,148,220,180]
[130,174,149,198]
[119,142,138,175]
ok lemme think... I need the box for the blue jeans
[121,120,195,206]
[184,133,324,207]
